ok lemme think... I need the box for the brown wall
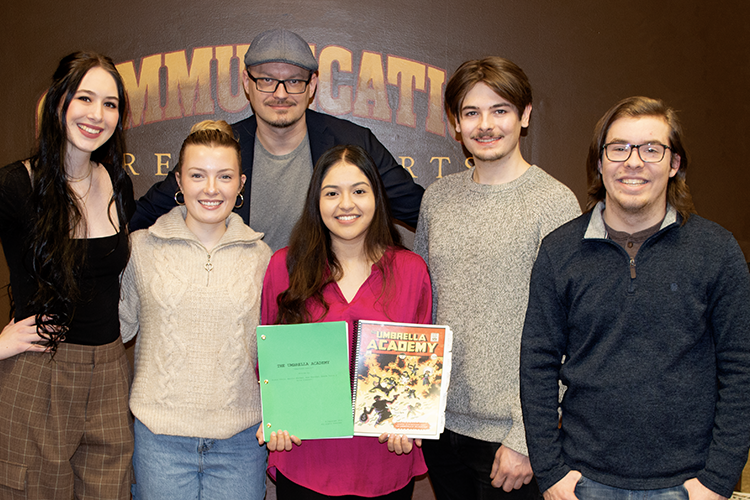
[1,0,749,324]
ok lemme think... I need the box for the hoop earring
[234,193,244,209]
[174,190,185,206]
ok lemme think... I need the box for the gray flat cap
[244,29,318,72]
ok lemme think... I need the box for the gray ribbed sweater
[414,165,580,454]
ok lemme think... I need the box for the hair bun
[189,119,233,136]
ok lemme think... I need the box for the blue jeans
[575,475,689,500]
[132,418,267,500]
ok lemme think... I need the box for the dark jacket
[520,203,750,498]
[129,110,424,231]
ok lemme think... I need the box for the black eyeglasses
[246,72,311,94]
[602,142,672,163]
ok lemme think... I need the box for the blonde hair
[177,120,241,173]
[189,119,234,136]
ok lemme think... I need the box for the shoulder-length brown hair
[275,145,403,324]
[586,96,695,222]
[444,56,532,122]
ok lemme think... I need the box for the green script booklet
[256,321,353,442]
[353,320,453,439]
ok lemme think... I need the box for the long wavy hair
[26,51,130,351]
[275,145,403,324]
[586,96,695,222]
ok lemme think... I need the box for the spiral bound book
[352,320,453,439]
[256,321,353,442]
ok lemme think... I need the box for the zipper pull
[629,258,636,279]
[205,253,213,285]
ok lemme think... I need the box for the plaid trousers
[0,339,133,499]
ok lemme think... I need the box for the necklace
[68,161,95,199]
[66,161,95,182]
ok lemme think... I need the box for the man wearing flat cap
[130,29,424,250]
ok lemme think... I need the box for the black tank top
[65,232,129,345]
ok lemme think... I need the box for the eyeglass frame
[245,72,312,95]
[601,142,673,163]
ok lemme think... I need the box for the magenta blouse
[261,246,431,496]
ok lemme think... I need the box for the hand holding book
[378,433,422,455]
[255,426,300,451]
[256,424,420,456]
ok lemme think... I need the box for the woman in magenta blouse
[258,144,431,498]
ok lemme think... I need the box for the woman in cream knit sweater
[120,120,272,500]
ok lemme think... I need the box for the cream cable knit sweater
[120,206,272,439]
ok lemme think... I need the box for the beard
[257,98,304,128]
[467,134,512,163]
[471,150,510,162]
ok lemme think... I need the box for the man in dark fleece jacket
[520,96,750,500]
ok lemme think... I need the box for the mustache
[264,98,296,106]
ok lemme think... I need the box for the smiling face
[455,82,531,167]
[64,66,120,161]
[599,116,680,231]
[242,62,317,129]
[176,144,245,240]
[319,161,376,251]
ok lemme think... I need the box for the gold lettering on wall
[124,153,138,175]
[109,45,449,135]
[117,55,162,127]
[387,56,425,129]
[125,150,463,178]
[426,66,447,136]
[318,46,353,115]
[154,153,171,176]
[399,156,417,179]
[430,157,450,179]
[215,44,250,113]
[353,51,392,122]
[163,48,215,119]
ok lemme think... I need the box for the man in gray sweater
[415,57,580,499]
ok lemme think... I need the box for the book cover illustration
[352,320,453,439]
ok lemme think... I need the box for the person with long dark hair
[0,52,135,499]
[120,120,272,500]
[258,144,431,499]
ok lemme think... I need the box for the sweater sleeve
[493,190,577,459]
[413,197,429,264]
[409,252,433,325]
[118,238,141,343]
[501,397,531,457]
[519,242,572,492]
[695,237,750,497]
[540,189,581,242]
